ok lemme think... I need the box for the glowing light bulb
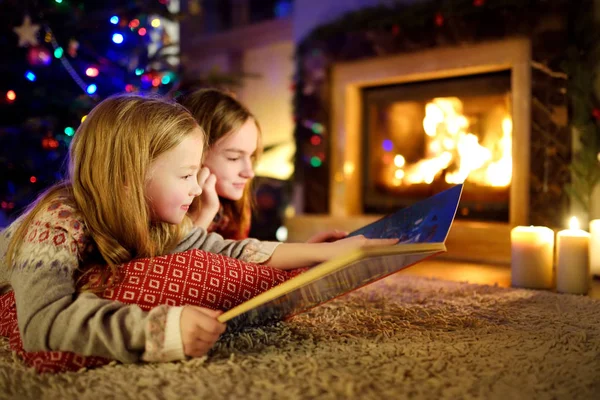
[112,33,124,44]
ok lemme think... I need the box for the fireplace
[287,38,532,264]
[361,70,512,222]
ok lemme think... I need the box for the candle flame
[568,216,580,230]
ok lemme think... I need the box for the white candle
[556,217,590,294]
[590,219,600,276]
[511,226,554,289]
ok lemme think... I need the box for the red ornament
[592,108,600,120]
[434,12,444,27]
[473,0,485,6]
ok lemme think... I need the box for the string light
[112,33,124,44]
[6,90,16,102]
[53,47,63,58]
[30,176,37,183]
[1,202,15,210]
[25,71,36,81]
[45,26,91,96]
[129,19,140,29]
[382,139,393,152]
[86,84,97,94]
[110,16,119,25]
[85,67,99,77]
[151,18,161,28]
[138,27,147,36]
[135,68,144,76]
[311,122,324,134]
[64,127,75,136]
[310,156,322,167]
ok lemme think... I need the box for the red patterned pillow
[0,249,302,373]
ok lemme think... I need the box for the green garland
[563,1,600,215]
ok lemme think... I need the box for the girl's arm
[265,236,399,270]
[175,228,398,270]
[5,222,184,363]
[174,228,281,264]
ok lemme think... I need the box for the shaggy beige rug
[1,275,599,400]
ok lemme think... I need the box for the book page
[225,249,441,331]
[222,184,463,330]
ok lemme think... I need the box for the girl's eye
[182,175,193,180]
[227,157,240,162]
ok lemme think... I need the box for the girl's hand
[197,167,219,214]
[180,306,227,358]
[306,230,348,243]
[318,235,399,262]
[188,167,220,228]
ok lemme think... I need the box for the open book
[218,184,463,330]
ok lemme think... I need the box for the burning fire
[389,97,512,187]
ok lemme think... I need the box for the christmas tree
[0,0,182,225]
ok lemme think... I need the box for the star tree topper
[13,15,41,47]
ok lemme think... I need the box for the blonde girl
[0,94,396,364]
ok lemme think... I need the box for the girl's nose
[240,159,255,179]
[191,181,203,197]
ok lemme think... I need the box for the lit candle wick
[569,216,580,230]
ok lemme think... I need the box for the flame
[389,97,512,187]
[569,216,580,230]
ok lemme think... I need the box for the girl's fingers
[185,339,216,357]
[362,238,400,247]
[197,167,211,185]
[205,173,217,189]
[193,306,223,318]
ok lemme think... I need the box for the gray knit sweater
[0,200,280,363]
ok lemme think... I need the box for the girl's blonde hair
[7,94,202,280]
[177,88,261,238]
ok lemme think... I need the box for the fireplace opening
[361,70,512,222]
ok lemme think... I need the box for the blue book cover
[221,184,464,331]
[348,183,463,244]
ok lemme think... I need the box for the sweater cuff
[241,240,282,264]
[162,306,186,361]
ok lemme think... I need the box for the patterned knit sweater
[0,200,280,363]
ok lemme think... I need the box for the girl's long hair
[6,94,202,283]
[177,88,262,238]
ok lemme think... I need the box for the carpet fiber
[1,275,599,400]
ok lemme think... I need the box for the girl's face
[203,118,258,201]
[145,128,204,224]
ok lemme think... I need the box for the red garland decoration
[592,108,600,120]
[434,12,444,27]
